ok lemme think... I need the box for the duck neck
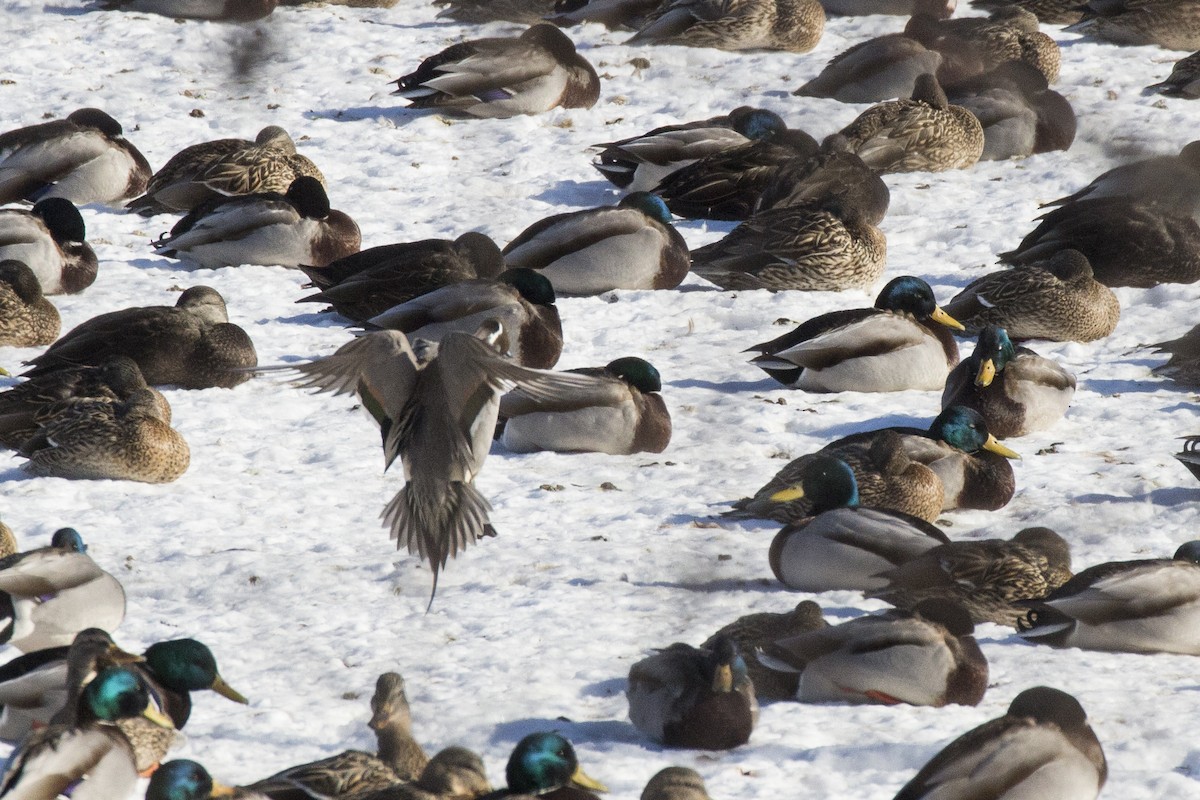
[376,721,425,771]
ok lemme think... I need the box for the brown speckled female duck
[627,0,826,53]
[0,260,59,347]
[1068,0,1200,51]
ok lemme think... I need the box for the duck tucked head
[505,732,607,795]
[972,325,1017,387]
[769,455,859,513]
[1174,541,1200,563]
[0,260,45,304]
[144,638,248,702]
[32,198,87,244]
[285,176,331,219]
[912,598,975,637]
[930,406,1020,459]
[146,760,218,800]
[1007,686,1087,729]
[67,108,124,138]
[728,107,788,141]
[51,526,87,552]
[499,267,557,306]
[619,191,673,225]
[606,357,661,393]
[875,276,964,330]
[82,666,173,727]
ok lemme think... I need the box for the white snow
[1,1,1199,798]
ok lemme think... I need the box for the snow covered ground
[1,0,1200,797]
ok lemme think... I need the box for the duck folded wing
[367,283,521,330]
[0,132,115,202]
[502,206,656,266]
[1042,564,1200,622]
[154,199,299,252]
[416,42,566,102]
[763,314,930,370]
[0,552,107,595]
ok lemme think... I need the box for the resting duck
[393,24,600,119]
[0,666,176,800]
[591,107,789,193]
[970,0,1083,24]
[759,599,987,707]
[746,276,963,391]
[1148,50,1200,98]
[153,176,360,269]
[23,286,258,389]
[641,768,712,800]
[820,0,955,15]
[497,357,671,454]
[248,672,427,798]
[689,194,886,291]
[433,0,555,24]
[17,387,189,483]
[764,456,952,593]
[0,108,151,207]
[278,324,603,606]
[1041,140,1200,223]
[838,74,984,174]
[700,600,827,701]
[0,198,97,295]
[487,732,605,799]
[1018,541,1200,654]
[100,0,277,20]
[627,637,758,749]
[892,686,1106,799]
[1000,197,1200,288]
[1151,323,1200,386]
[297,232,505,322]
[1067,0,1200,51]
[367,269,564,369]
[0,259,59,347]
[930,7,1060,82]
[129,125,325,216]
[942,325,1075,438]
[733,429,945,523]
[501,193,689,296]
[943,250,1121,342]
[627,0,826,53]
[869,526,1073,626]
[547,0,663,28]
[0,528,126,652]
[755,135,889,218]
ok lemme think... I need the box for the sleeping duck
[755,135,889,219]
[1018,541,1200,654]
[393,24,600,118]
[1041,140,1200,223]
[1067,0,1200,51]
[501,193,690,296]
[941,325,1075,438]
[0,198,97,295]
[626,0,826,53]
[1147,50,1200,98]
[746,276,963,391]
[0,260,59,347]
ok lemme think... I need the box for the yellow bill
[769,485,805,503]
[211,674,249,705]
[975,358,996,388]
[142,703,176,729]
[930,306,965,331]
[711,662,733,693]
[983,434,1020,459]
[210,781,238,798]
[570,766,609,793]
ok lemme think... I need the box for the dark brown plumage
[700,601,827,701]
[1151,323,1200,386]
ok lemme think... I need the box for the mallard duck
[433,0,556,23]
[0,528,126,653]
[148,760,271,800]
[869,527,1072,626]
[1042,140,1200,221]
[153,176,360,269]
[346,746,492,800]
[932,7,1060,82]
[129,125,325,216]
[945,60,1076,160]
[755,136,889,219]
[0,522,15,558]
[640,768,711,800]
[100,0,277,19]
[763,456,952,592]
[547,0,663,28]
[759,599,987,706]
[820,0,955,15]
[393,24,600,119]
[249,673,426,799]
[1176,436,1200,481]
[591,107,789,193]
[18,388,189,483]
[483,732,605,799]
[1067,0,1200,51]
[0,666,176,800]
[892,686,1106,799]
[942,325,1075,438]
[0,260,59,347]
[297,233,505,322]
[1150,323,1200,387]
[732,430,945,523]
[795,32,945,104]
[943,250,1121,342]
[650,129,820,221]
[0,109,151,207]
[1148,50,1200,98]
[0,628,143,743]
[970,0,1083,24]
[0,198,97,295]
[746,276,963,391]
[627,0,826,53]
[1000,197,1200,288]
[689,194,886,291]
[279,323,601,605]
[367,269,564,369]
[838,74,984,174]
[22,286,258,389]
[627,636,758,749]
[501,193,689,296]
[115,638,248,773]
[699,601,827,701]
[1018,541,1200,654]
[497,357,671,454]
[0,357,166,449]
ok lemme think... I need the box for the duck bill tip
[983,434,1020,460]
[931,306,965,331]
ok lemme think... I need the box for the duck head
[1174,541,1200,563]
[144,638,248,703]
[768,455,859,512]
[32,198,87,244]
[146,760,235,800]
[499,268,557,307]
[505,732,607,795]
[82,666,175,727]
[51,527,87,552]
[605,357,661,393]
[368,671,411,732]
[285,176,331,219]
[727,107,788,141]
[66,108,124,138]
[930,406,1020,459]
[971,325,1017,387]
[619,192,673,226]
[704,636,749,694]
[875,276,964,330]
